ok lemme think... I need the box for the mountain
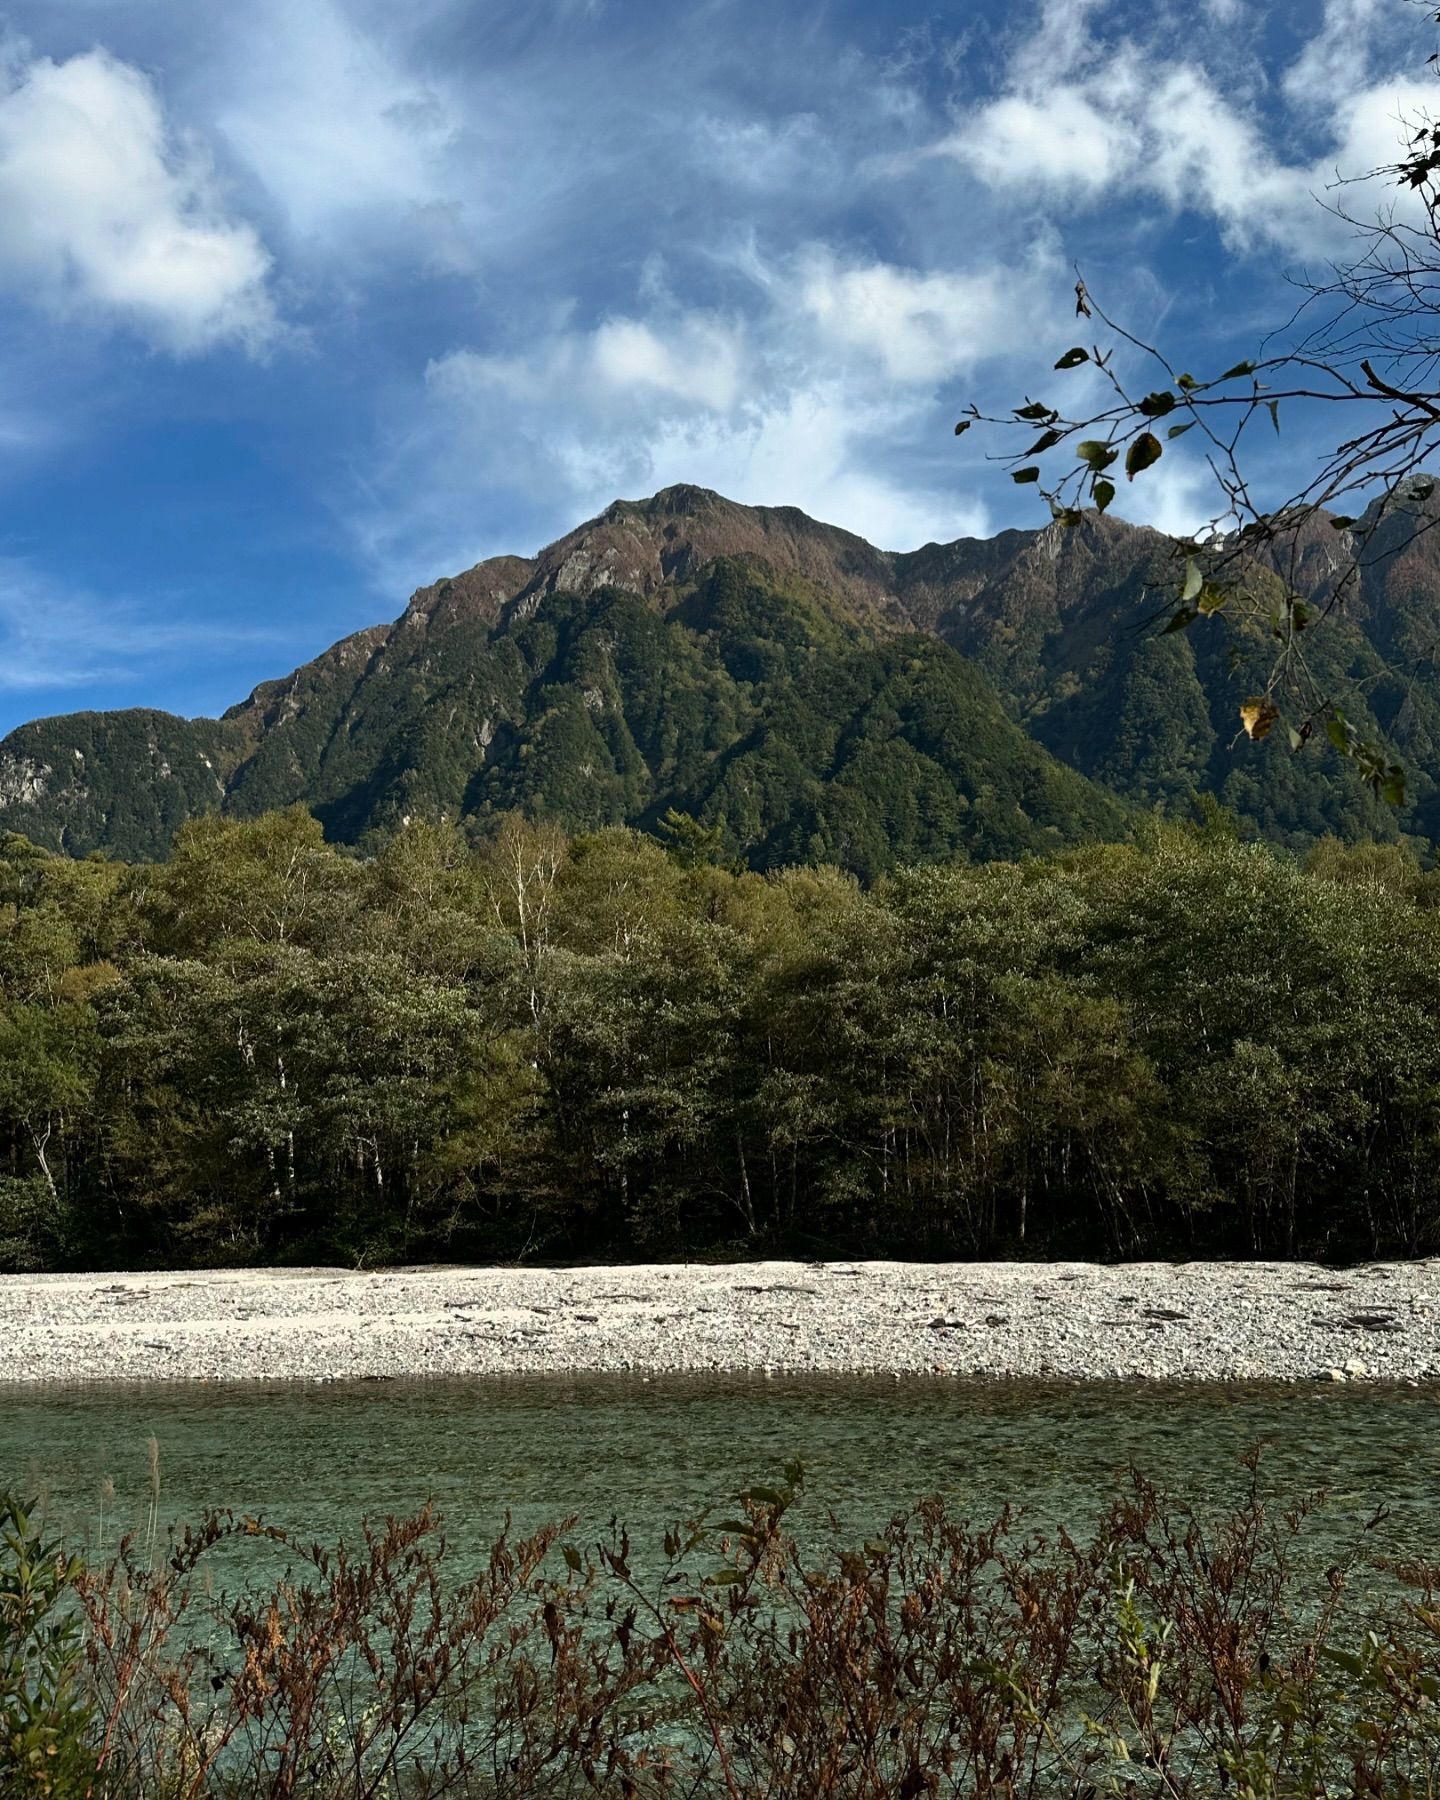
[4,482,1439,870]
[907,496,1440,847]
[0,492,1126,875]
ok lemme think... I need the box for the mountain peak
[504,486,911,631]
[607,483,728,520]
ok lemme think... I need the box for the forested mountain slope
[918,496,1440,847]
[4,482,1440,866]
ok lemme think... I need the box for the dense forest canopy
[3,806,1439,1273]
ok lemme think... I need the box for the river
[3,1374,1437,1573]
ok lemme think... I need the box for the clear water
[2,1375,1437,1573]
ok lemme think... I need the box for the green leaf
[1267,399,1281,434]
[1026,429,1063,454]
[1125,432,1163,479]
[1092,478,1115,513]
[1177,372,1199,391]
[953,420,971,435]
[1054,346,1090,368]
[1051,507,1084,527]
[1163,607,1197,633]
[1327,715,1351,752]
[745,1486,785,1506]
[1012,466,1041,483]
[705,1568,747,1586]
[1181,558,1202,603]
[1287,726,1304,751]
[1077,439,1117,471]
[1138,390,1177,417]
[1167,421,1195,439]
[1382,767,1408,806]
[1014,401,1053,421]
[1221,359,1257,380]
[562,1544,582,1572]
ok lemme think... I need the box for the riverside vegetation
[3,806,1440,1272]
[4,1459,1440,1797]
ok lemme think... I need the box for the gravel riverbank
[3,1260,1440,1384]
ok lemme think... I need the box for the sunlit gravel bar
[3,1259,1439,1384]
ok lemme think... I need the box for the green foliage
[440,561,1127,876]
[655,808,733,870]
[0,711,244,861]
[0,1176,65,1274]
[0,554,1132,874]
[2,815,1440,1267]
[935,515,1431,847]
[0,1497,93,1797]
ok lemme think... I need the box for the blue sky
[0,0,1429,732]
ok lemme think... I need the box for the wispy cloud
[1283,0,1389,109]
[210,0,467,267]
[0,558,286,696]
[346,236,1058,581]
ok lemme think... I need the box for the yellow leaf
[1240,698,1280,741]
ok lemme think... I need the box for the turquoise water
[2,1375,1437,1567]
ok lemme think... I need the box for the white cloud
[947,81,1131,202]
[471,376,967,546]
[432,309,747,419]
[1006,0,1108,92]
[1110,453,1213,540]
[793,248,1026,382]
[590,317,746,412]
[1283,0,1385,108]
[939,5,1432,258]
[0,47,277,353]
[635,379,989,548]
[693,113,826,192]
[419,344,984,561]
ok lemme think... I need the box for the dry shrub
[6,1452,1437,1797]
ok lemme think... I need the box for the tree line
[2,806,1438,1271]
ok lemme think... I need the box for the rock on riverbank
[3,1260,1439,1385]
